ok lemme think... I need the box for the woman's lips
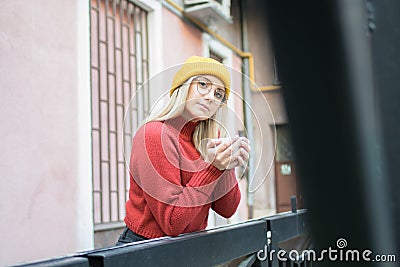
[197,103,210,111]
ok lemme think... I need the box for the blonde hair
[147,77,227,157]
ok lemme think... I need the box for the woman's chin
[190,114,209,122]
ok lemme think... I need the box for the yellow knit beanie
[170,56,231,99]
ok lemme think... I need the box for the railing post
[290,195,297,213]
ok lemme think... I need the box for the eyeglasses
[193,76,226,103]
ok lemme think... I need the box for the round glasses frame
[193,76,227,104]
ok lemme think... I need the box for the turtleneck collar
[165,116,199,141]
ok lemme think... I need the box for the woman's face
[181,75,226,122]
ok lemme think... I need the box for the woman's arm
[211,169,241,218]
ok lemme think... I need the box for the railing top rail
[15,211,309,267]
[84,219,267,267]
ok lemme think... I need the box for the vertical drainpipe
[239,0,255,219]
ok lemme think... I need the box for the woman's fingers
[229,149,247,168]
[237,156,245,167]
[207,138,221,148]
[227,159,239,169]
[205,136,251,170]
[239,148,249,162]
[216,137,239,152]
[240,141,251,153]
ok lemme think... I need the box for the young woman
[116,56,251,244]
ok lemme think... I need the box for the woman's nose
[203,88,215,100]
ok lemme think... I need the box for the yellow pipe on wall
[259,85,281,91]
[163,0,281,92]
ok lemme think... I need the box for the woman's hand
[229,137,251,169]
[205,136,251,170]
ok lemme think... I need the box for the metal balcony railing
[15,209,311,267]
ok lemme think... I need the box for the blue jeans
[116,226,148,246]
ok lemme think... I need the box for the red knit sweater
[124,116,241,239]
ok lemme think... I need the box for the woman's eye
[215,90,225,99]
[199,81,208,88]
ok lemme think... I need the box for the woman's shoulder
[142,120,164,131]
[133,120,179,150]
[132,121,163,147]
[136,120,176,139]
[135,120,164,137]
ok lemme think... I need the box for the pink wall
[0,0,93,265]
[162,8,203,67]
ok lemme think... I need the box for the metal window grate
[90,0,149,228]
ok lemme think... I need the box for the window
[90,0,149,230]
[209,50,224,63]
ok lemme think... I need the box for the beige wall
[0,0,93,265]
[246,0,288,213]
[246,0,275,86]
[251,91,288,212]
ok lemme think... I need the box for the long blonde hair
[146,77,227,157]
